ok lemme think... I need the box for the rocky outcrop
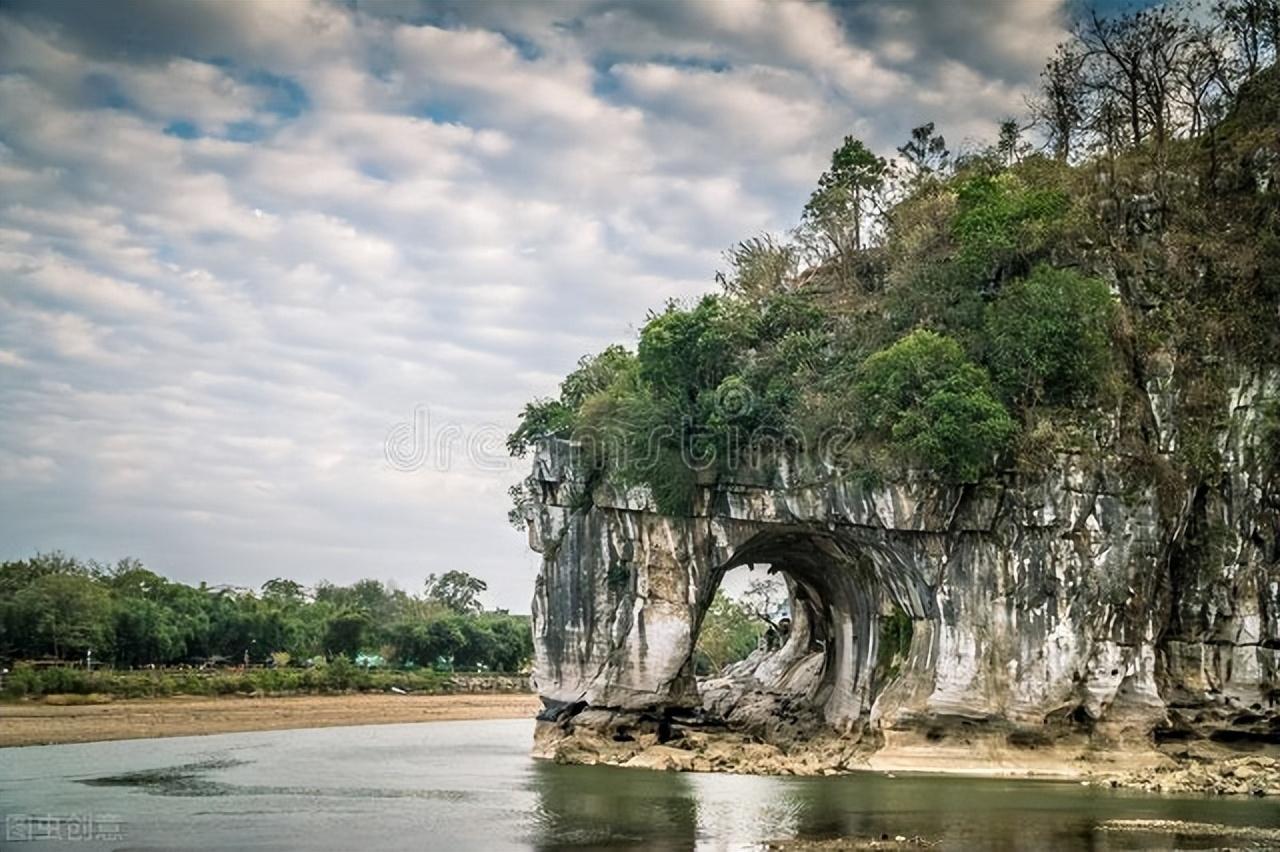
[524,366,1279,779]
[509,65,1280,783]
[1102,751,1280,796]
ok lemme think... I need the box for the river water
[1,719,1277,850]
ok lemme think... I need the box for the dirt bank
[0,693,542,747]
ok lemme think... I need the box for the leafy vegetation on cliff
[510,0,1280,517]
[852,330,1017,483]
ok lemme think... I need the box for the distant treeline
[0,553,531,673]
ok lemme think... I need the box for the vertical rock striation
[525,367,1279,768]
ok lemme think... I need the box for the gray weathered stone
[526,368,1280,764]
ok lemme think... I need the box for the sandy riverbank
[0,693,542,747]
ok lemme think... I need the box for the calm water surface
[1,719,1277,850]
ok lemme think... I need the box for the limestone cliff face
[525,367,1279,757]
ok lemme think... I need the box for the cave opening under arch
[687,527,933,739]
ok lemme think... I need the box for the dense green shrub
[506,346,639,457]
[883,169,1073,348]
[39,666,91,694]
[951,170,1070,284]
[2,665,40,698]
[505,397,574,458]
[505,291,840,515]
[873,607,913,685]
[507,41,1280,508]
[508,280,1040,501]
[0,665,507,701]
[884,263,987,346]
[854,330,1016,482]
[983,265,1116,405]
[635,295,758,430]
[559,345,637,410]
[322,656,362,690]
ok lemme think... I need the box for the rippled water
[1,719,1277,850]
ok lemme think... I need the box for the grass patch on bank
[1,662,528,701]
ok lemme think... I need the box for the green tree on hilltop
[803,136,893,258]
[897,122,950,184]
[983,265,1117,406]
[854,330,1016,482]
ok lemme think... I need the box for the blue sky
[0,0,1088,611]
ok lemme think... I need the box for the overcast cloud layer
[0,0,1075,610]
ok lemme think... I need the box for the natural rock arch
[526,370,1279,771]
[697,528,934,732]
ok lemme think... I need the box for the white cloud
[0,0,1071,610]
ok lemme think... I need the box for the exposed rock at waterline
[1101,753,1280,797]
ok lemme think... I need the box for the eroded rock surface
[524,368,1280,788]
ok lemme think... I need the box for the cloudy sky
[0,0,1094,610]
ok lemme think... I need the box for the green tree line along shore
[509,0,1280,520]
[0,553,532,700]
